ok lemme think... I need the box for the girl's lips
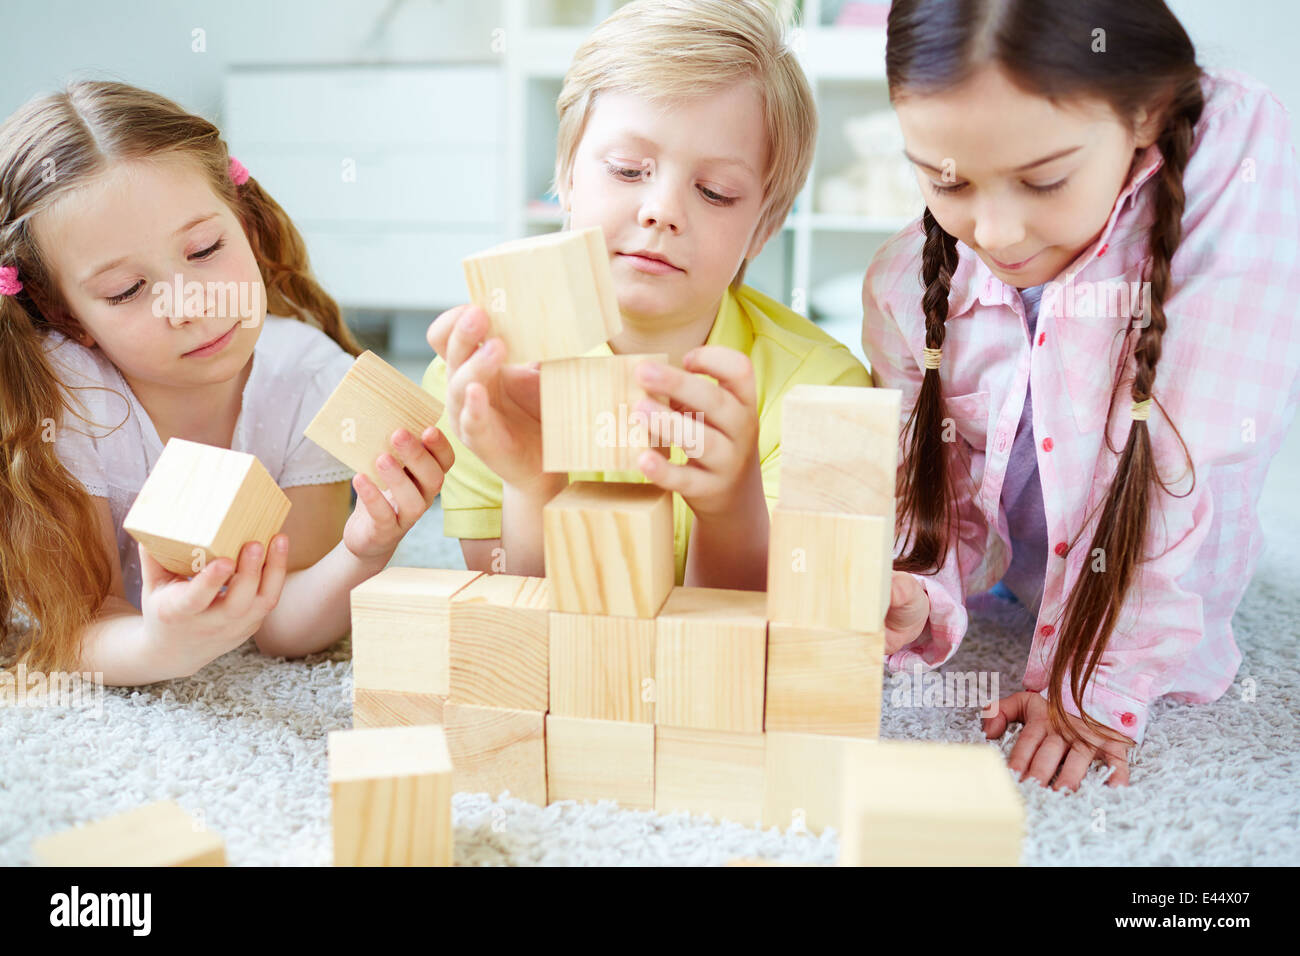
[184,323,238,358]
[990,250,1041,271]
[617,252,684,276]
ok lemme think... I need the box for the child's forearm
[253,541,389,659]
[500,473,568,576]
[684,488,770,591]
[77,598,195,686]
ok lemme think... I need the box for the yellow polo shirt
[422,284,871,583]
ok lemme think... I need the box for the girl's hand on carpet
[983,691,1135,790]
[345,426,454,566]
[884,572,930,654]
[139,536,289,676]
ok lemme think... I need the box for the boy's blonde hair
[553,0,816,283]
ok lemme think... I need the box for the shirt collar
[944,143,1166,319]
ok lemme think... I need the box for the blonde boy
[424,0,870,589]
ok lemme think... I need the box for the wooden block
[350,567,482,696]
[448,574,549,711]
[778,385,902,516]
[328,725,453,866]
[767,507,892,633]
[303,350,446,491]
[353,688,446,729]
[32,800,225,866]
[462,226,623,364]
[762,732,879,834]
[654,726,766,826]
[550,612,655,723]
[839,741,1025,866]
[123,438,290,576]
[540,353,668,472]
[545,715,655,810]
[543,481,674,618]
[765,623,883,737]
[654,587,767,733]
[442,702,547,806]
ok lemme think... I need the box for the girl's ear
[1133,104,1164,149]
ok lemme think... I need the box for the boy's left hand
[633,346,762,519]
[983,690,1135,791]
[344,425,455,565]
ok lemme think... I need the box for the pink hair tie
[228,156,250,186]
[0,265,22,296]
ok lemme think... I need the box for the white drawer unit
[223,65,506,311]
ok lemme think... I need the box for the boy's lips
[617,250,685,275]
[183,323,239,358]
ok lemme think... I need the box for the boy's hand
[983,691,1135,790]
[633,346,762,520]
[139,536,289,677]
[884,571,930,653]
[344,426,454,565]
[426,305,544,492]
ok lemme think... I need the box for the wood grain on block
[449,574,549,711]
[762,732,879,834]
[303,350,446,491]
[654,726,766,827]
[767,507,892,633]
[442,702,547,805]
[328,725,454,866]
[540,353,668,472]
[778,385,902,516]
[545,715,655,810]
[765,623,883,738]
[352,689,446,729]
[350,567,482,696]
[655,587,768,733]
[123,438,290,576]
[839,741,1025,867]
[549,612,655,723]
[462,226,623,364]
[32,800,226,867]
[543,481,674,618]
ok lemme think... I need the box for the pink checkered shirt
[862,70,1300,746]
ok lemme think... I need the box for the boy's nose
[637,188,683,234]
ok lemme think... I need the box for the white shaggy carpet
[2,361,1297,866]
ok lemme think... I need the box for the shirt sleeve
[422,355,504,539]
[44,337,118,499]
[1037,78,1300,746]
[860,241,989,673]
[279,339,361,488]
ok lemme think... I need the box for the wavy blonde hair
[0,80,362,675]
[553,0,816,284]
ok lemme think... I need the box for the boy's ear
[744,215,779,262]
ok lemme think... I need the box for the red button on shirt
[1037,332,1046,346]
[1054,542,1068,557]
[1098,243,1109,257]
[1039,624,1055,637]
[1120,712,1136,728]
[1042,437,1054,452]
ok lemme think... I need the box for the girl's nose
[972,203,1026,256]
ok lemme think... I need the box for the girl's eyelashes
[103,237,225,305]
[928,180,967,195]
[927,178,1071,196]
[190,237,224,260]
[107,279,144,305]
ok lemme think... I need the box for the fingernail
[275,537,289,553]
[639,363,662,383]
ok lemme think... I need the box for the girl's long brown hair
[0,81,362,675]
[887,0,1203,747]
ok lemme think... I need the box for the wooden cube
[549,612,656,723]
[654,726,766,827]
[328,725,453,866]
[353,688,445,729]
[462,226,624,364]
[762,732,879,834]
[839,741,1025,866]
[448,574,549,711]
[304,350,446,492]
[765,623,883,737]
[123,438,290,576]
[32,800,225,866]
[546,715,655,810]
[654,587,767,733]
[767,507,892,633]
[442,701,547,806]
[540,353,668,472]
[543,481,674,618]
[350,567,482,698]
[778,385,902,516]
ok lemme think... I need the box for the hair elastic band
[1131,398,1153,422]
[228,156,250,186]
[922,347,942,370]
[0,265,22,297]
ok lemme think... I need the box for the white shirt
[43,316,357,609]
